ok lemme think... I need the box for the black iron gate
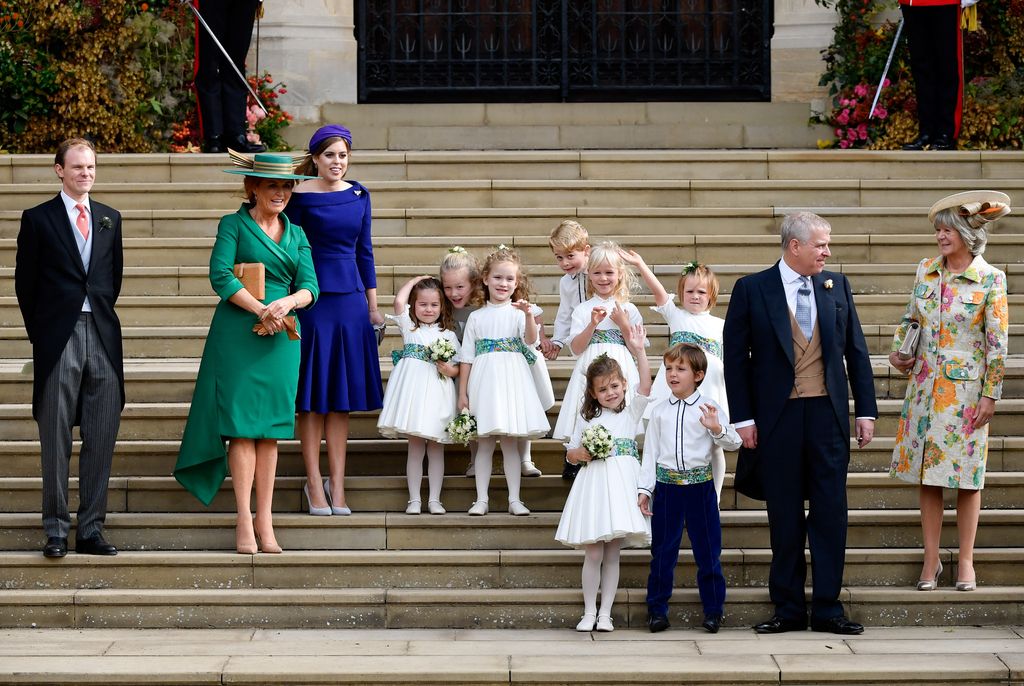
[357,0,772,103]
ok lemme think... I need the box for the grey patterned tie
[796,276,813,341]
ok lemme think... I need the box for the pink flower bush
[826,79,890,149]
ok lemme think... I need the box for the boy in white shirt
[541,219,591,481]
[639,343,741,634]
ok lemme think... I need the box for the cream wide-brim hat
[928,190,1012,226]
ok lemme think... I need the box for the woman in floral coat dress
[889,191,1010,593]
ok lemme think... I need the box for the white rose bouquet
[446,409,477,445]
[580,424,613,465]
[428,338,458,379]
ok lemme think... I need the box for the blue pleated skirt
[295,292,384,413]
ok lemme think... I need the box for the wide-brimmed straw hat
[223,150,317,180]
[928,190,1012,228]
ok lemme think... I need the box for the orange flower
[932,375,957,414]
[140,3,148,10]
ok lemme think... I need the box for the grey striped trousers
[37,313,121,539]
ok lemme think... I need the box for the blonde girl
[458,247,551,516]
[441,246,545,479]
[555,332,652,633]
[552,241,645,444]
[626,252,728,501]
[377,276,460,515]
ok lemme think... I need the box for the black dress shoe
[901,134,932,151]
[75,535,117,556]
[811,615,864,635]
[43,536,67,558]
[225,134,266,153]
[562,460,581,481]
[753,615,807,634]
[202,137,224,154]
[702,613,723,633]
[930,135,955,150]
[648,613,670,633]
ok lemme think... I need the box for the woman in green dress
[174,153,319,554]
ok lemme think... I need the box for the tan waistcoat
[789,312,828,399]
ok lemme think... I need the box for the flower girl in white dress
[378,276,461,515]
[556,324,652,632]
[552,241,645,444]
[458,247,551,516]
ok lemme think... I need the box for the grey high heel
[916,560,942,591]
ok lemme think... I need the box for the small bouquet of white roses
[428,338,458,379]
[580,424,613,465]
[446,409,477,445]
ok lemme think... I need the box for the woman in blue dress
[287,124,384,516]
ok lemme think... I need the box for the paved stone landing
[0,626,1022,684]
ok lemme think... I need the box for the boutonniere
[99,216,113,231]
[824,279,834,290]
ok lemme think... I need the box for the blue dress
[285,182,384,413]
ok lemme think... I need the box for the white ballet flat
[304,480,332,516]
[521,460,542,477]
[508,500,531,516]
[465,463,476,477]
[468,501,489,516]
[427,500,446,515]
[596,615,614,632]
[575,613,597,632]
[405,499,421,515]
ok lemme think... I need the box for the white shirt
[778,258,816,332]
[551,271,587,350]
[639,390,740,495]
[59,190,93,312]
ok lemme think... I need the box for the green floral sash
[590,329,626,346]
[475,337,537,365]
[656,464,713,486]
[391,343,431,366]
[669,331,722,360]
[612,438,640,462]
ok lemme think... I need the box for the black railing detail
[357,0,771,102]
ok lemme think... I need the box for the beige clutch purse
[897,321,921,360]
[233,262,265,300]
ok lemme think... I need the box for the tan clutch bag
[233,262,265,300]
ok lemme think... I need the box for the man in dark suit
[723,211,876,635]
[15,138,124,558]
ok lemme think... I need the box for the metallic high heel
[304,479,332,516]
[916,560,942,591]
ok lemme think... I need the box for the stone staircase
[0,150,1022,641]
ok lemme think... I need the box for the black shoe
[810,615,864,635]
[225,134,266,153]
[562,460,581,481]
[930,135,955,150]
[75,535,117,556]
[647,613,670,633]
[753,615,807,634]
[702,613,723,633]
[202,137,224,154]
[42,536,67,558]
[901,134,931,151]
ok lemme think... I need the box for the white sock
[518,437,532,464]
[598,540,622,617]
[499,437,522,503]
[581,543,603,616]
[474,437,496,503]
[426,440,445,503]
[406,437,426,501]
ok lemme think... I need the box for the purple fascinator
[308,124,353,152]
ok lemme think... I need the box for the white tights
[473,436,523,504]
[406,437,444,503]
[581,539,622,617]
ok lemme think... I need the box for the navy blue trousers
[646,479,725,617]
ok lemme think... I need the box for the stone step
[1,397,1022,441]
[0,547,1018,591]
[1,473,1023,518]
[4,262,1024,298]
[4,150,1023,184]
[10,356,1024,405]
[0,627,1021,686]
[2,509,1021,551]
[1,435,1021,479]
[2,584,1023,629]
[6,179,1024,216]
[5,233,1024,270]
[1,394,1022,442]
[4,292,1020,330]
